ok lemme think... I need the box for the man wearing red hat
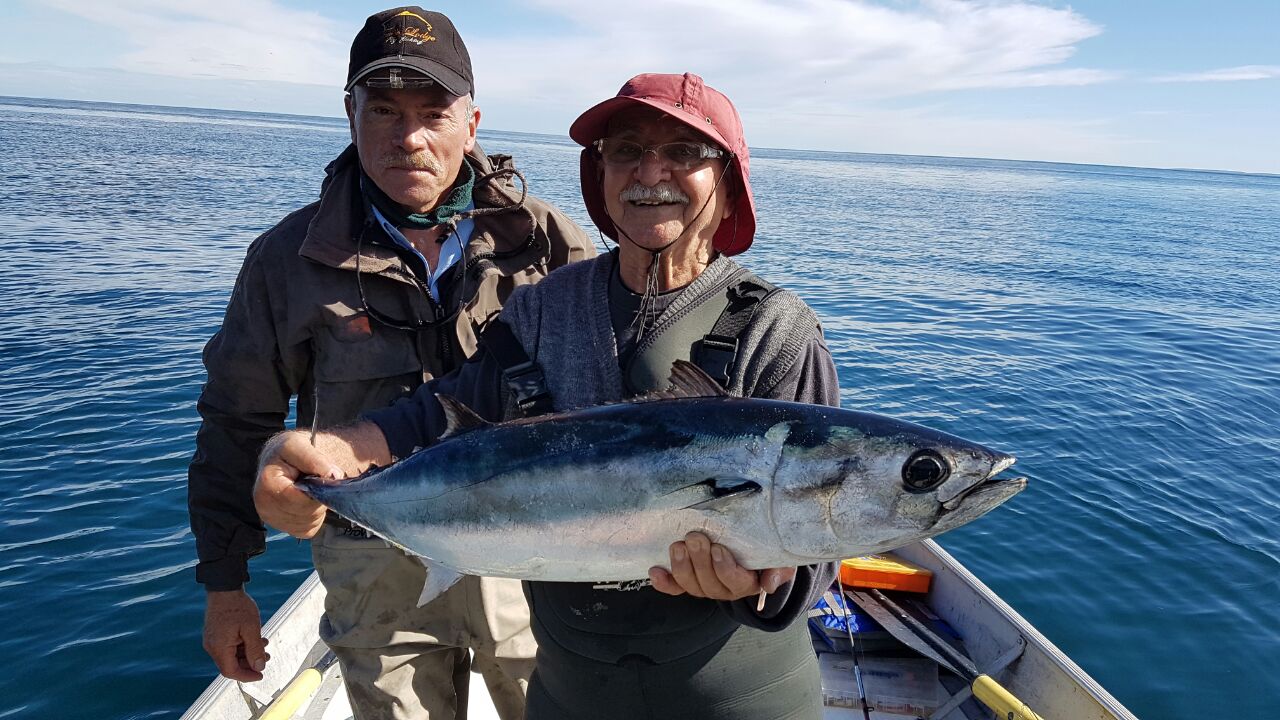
[190,6,592,720]
[256,72,838,718]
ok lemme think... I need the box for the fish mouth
[941,455,1024,511]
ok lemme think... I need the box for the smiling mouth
[628,199,685,207]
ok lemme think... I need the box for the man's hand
[203,589,270,682]
[649,531,797,602]
[253,431,345,539]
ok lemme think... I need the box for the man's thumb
[242,630,269,673]
[281,435,346,482]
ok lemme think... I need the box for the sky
[0,0,1276,173]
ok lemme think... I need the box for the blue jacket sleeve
[364,349,508,459]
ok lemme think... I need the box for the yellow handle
[972,674,1046,720]
[258,668,323,720]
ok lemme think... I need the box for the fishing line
[311,383,320,448]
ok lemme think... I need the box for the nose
[634,148,669,186]
[394,116,429,152]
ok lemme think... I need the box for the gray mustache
[620,183,689,204]
[378,152,444,173]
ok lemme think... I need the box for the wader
[483,266,823,720]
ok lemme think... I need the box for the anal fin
[416,557,464,607]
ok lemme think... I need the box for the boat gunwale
[903,539,1138,720]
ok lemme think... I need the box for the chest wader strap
[479,320,554,417]
[695,277,780,387]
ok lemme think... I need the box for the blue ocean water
[0,96,1276,719]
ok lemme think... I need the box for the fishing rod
[847,587,1046,720]
[834,574,873,720]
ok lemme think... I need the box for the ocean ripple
[1,97,1278,719]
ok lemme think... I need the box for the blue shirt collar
[369,202,475,303]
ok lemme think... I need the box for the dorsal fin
[667,359,729,398]
[627,359,730,405]
[436,394,492,438]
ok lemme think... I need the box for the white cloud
[41,0,347,86]
[1154,65,1280,83]
[31,0,1113,105]
[470,0,1111,110]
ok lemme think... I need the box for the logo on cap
[382,10,436,46]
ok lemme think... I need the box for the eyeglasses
[592,138,727,170]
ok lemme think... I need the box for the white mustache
[379,152,444,173]
[619,183,689,204]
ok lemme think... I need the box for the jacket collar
[299,143,539,276]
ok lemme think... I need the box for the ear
[464,103,480,153]
[344,92,357,145]
[720,171,738,221]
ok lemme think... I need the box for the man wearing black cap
[188,7,593,718]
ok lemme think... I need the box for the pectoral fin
[689,479,762,510]
[655,478,762,512]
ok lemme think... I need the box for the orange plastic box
[839,554,933,594]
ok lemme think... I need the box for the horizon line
[3,94,1277,181]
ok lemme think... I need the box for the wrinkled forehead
[606,105,723,148]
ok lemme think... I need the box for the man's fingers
[709,543,761,598]
[648,566,685,596]
[254,433,335,537]
[666,540,705,597]
[241,631,270,674]
[210,640,262,682]
[254,477,325,537]
[662,534,792,601]
[204,590,267,682]
[276,433,346,481]
[684,533,732,599]
[759,566,797,594]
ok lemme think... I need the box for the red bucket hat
[568,73,756,256]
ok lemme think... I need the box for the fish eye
[902,450,950,493]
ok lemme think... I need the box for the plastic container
[819,653,941,717]
[839,554,933,594]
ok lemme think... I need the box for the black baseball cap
[345,7,474,97]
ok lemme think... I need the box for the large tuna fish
[299,361,1024,599]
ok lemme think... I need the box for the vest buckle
[503,360,554,414]
[698,334,739,387]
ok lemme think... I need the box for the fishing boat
[182,539,1137,720]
